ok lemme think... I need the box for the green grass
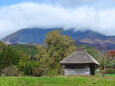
[0,76,115,86]
[103,74,115,77]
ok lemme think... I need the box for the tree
[22,60,40,75]
[17,50,40,75]
[39,30,76,75]
[99,56,114,70]
[17,50,30,73]
[0,46,20,72]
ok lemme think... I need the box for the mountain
[1,28,56,44]
[1,28,115,51]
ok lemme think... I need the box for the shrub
[17,60,40,75]
[112,64,115,69]
[1,65,18,76]
[101,68,115,74]
[32,67,44,76]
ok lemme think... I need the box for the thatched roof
[59,48,99,65]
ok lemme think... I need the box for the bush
[112,64,115,69]
[17,60,40,75]
[101,68,115,74]
[32,68,44,76]
[1,65,18,76]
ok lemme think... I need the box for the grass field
[103,74,115,77]
[0,75,115,86]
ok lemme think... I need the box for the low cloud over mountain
[0,2,115,39]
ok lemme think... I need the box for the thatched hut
[59,48,99,75]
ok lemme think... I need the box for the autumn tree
[39,30,76,75]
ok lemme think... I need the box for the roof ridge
[59,50,99,65]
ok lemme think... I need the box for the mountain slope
[1,28,115,51]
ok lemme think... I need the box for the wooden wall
[64,64,91,75]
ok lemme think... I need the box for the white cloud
[49,0,115,8]
[0,2,115,39]
[49,0,99,7]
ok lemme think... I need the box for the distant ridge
[1,28,115,51]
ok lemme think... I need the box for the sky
[0,0,115,39]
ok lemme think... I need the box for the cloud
[48,0,115,8]
[0,2,115,39]
[49,0,99,7]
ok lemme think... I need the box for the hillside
[1,28,115,51]
[10,44,39,56]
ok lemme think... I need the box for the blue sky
[1,0,115,9]
[0,0,115,39]
[0,0,24,6]
[0,0,48,6]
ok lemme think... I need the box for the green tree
[39,30,76,75]
[17,50,30,73]
[17,50,40,75]
[22,60,40,75]
[0,46,20,72]
[99,56,114,70]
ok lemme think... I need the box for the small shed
[59,48,99,75]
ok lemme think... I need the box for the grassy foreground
[0,76,115,86]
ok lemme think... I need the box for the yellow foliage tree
[38,30,76,75]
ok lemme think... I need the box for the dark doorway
[90,64,95,75]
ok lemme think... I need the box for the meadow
[0,75,115,86]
